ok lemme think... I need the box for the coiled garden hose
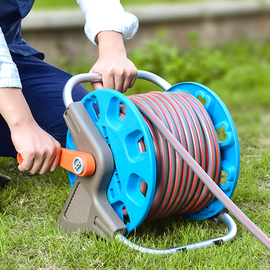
[127,89,270,251]
[129,91,221,219]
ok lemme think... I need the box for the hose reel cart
[57,71,270,253]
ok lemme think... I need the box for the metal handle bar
[63,70,172,108]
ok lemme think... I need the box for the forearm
[97,31,127,59]
[0,27,25,129]
[0,87,36,131]
[0,27,34,130]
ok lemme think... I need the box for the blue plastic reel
[66,79,240,231]
[167,82,240,220]
[66,89,156,232]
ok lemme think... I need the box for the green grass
[1,37,270,268]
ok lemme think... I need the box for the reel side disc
[167,82,240,220]
[67,89,156,232]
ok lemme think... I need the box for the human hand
[90,31,137,93]
[90,54,137,93]
[12,122,61,174]
[0,87,61,175]
[0,87,62,174]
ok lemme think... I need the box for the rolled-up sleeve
[0,27,22,88]
[77,0,139,45]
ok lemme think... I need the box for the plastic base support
[167,83,240,220]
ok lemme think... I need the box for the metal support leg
[116,213,237,254]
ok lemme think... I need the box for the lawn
[1,35,270,268]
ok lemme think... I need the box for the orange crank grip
[17,148,96,177]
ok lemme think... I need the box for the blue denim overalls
[0,0,88,157]
[0,0,43,58]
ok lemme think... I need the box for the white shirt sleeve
[76,0,139,45]
[0,27,22,89]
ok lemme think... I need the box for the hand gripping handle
[63,70,172,108]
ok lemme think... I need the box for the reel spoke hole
[119,102,127,121]
[140,180,148,197]
[126,131,147,161]
[216,126,227,142]
[84,97,100,122]
[138,136,147,153]
[93,100,100,119]
[106,97,126,129]
[220,171,228,187]
[123,206,130,224]
[197,95,207,106]
[127,174,148,206]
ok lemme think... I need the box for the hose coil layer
[129,91,221,220]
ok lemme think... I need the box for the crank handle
[17,148,96,176]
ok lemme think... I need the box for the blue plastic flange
[66,89,156,232]
[167,82,240,220]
